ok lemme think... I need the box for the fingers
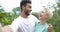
[48,24,53,32]
[48,24,53,28]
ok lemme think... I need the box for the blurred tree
[47,3,60,32]
[12,7,21,16]
[0,5,4,13]
[0,5,19,26]
[32,12,39,18]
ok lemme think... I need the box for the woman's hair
[39,7,53,19]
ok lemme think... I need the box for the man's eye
[29,6,31,8]
[40,15,42,17]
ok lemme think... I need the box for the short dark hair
[20,0,31,11]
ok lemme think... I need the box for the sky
[0,0,21,12]
[32,0,57,12]
[0,0,57,13]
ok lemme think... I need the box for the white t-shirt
[9,15,38,32]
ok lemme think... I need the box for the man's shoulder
[13,16,22,22]
[29,15,37,19]
[29,15,35,17]
[29,15,39,22]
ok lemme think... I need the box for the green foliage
[0,5,4,12]
[12,7,21,15]
[32,12,39,18]
[0,12,19,26]
[0,6,20,26]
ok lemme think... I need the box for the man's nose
[30,9,32,11]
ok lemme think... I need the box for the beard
[24,10,30,16]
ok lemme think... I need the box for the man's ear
[22,6,25,10]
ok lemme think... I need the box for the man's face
[24,3,32,16]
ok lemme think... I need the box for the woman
[34,8,53,32]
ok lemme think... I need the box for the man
[2,0,37,32]
[0,0,53,32]
[8,0,36,32]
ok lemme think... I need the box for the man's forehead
[26,3,31,6]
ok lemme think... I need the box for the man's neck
[21,12,28,18]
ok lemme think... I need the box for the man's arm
[0,26,2,32]
[0,26,13,32]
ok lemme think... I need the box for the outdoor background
[0,0,60,32]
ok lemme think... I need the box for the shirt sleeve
[31,15,39,22]
[9,19,20,32]
[32,15,39,23]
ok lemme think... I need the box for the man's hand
[0,26,2,32]
[48,24,53,32]
[0,26,13,32]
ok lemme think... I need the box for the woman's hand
[48,24,53,32]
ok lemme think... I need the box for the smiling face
[39,11,50,24]
[20,0,31,16]
[24,3,32,16]
[38,7,52,24]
